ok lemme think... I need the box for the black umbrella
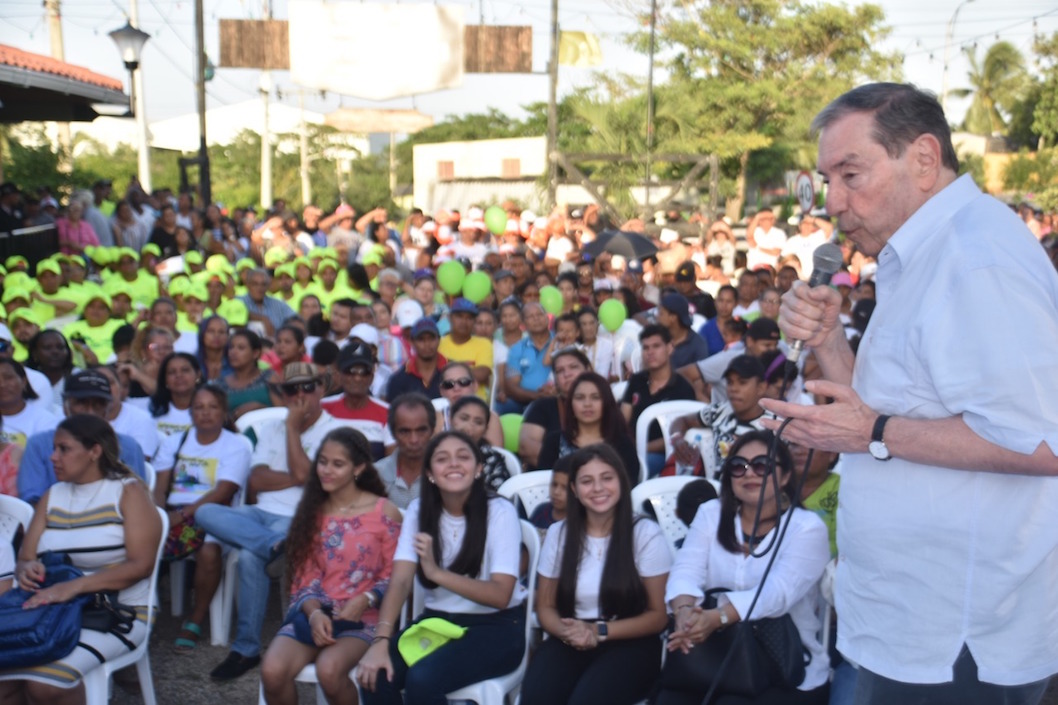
[582,229,659,261]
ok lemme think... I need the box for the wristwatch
[596,621,608,642]
[868,414,892,461]
[717,608,729,628]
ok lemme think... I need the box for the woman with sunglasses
[153,384,252,652]
[357,430,527,704]
[534,372,640,482]
[219,329,282,419]
[435,362,504,448]
[656,430,831,705]
[521,444,670,705]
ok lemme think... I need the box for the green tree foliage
[1,125,65,194]
[949,41,1029,136]
[632,0,899,218]
[1002,149,1058,210]
[1033,32,1058,149]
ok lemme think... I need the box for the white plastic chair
[497,472,553,519]
[83,506,169,705]
[634,400,707,484]
[236,406,289,433]
[431,396,450,415]
[610,380,628,402]
[143,461,156,493]
[683,427,721,481]
[0,494,34,543]
[631,476,700,559]
[492,446,522,479]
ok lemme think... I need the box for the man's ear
[910,133,943,192]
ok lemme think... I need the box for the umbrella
[582,229,658,261]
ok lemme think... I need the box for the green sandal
[173,621,202,653]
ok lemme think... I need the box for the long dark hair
[555,444,646,620]
[149,352,202,417]
[285,427,388,589]
[227,328,263,371]
[57,414,135,480]
[0,358,39,400]
[562,372,628,443]
[717,430,798,554]
[417,430,491,590]
[196,315,232,377]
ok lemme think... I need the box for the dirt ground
[109,569,1058,705]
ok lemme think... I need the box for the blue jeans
[194,503,292,658]
[854,645,1050,705]
[362,606,525,705]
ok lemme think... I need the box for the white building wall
[413,136,547,212]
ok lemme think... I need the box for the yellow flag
[559,31,602,67]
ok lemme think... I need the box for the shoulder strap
[164,430,191,499]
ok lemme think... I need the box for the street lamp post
[109,21,152,192]
[941,0,974,118]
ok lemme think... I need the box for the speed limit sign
[795,171,815,213]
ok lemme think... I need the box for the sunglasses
[725,455,776,478]
[440,377,474,391]
[280,381,318,396]
[343,367,372,378]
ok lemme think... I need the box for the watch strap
[871,414,891,444]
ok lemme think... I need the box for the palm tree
[949,41,1029,136]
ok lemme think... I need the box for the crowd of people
[0,81,1056,705]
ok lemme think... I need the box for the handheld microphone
[787,242,844,364]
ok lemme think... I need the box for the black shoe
[264,540,286,579]
[210,651,261,681]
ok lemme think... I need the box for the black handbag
[659,588,809,701]
[82,591,138,636]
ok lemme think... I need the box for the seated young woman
[520,444,671,705]
[261,427,402,705]
[656,430,831,705]
[357,430,527,705]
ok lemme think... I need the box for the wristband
[308,608,325,622]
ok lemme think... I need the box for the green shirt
[803,471,840,558]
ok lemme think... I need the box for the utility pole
[44,0,72,168]
[260,0,273,212]
[194,0,210,203]
[546,0,559,209]
[298,90,312,207]
[129,0,151,192]
[643,0,657,221]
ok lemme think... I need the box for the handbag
[659,588,809,701]
[0,553,91,669]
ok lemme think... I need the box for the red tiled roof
[0,44,123,92]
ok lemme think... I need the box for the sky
[3,0,1057,141]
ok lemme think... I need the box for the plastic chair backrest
[236,407,289,433]
[142,462,157,493]
[492,447,522,479]
[683,427,717,479]
[631,476,699,558]
[634,400,708,484]
[0,494,34,544]
[497,472,553,518]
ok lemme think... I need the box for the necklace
[329,493,373,514]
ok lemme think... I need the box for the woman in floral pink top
[261,427,402,705]
[56,201,100,255]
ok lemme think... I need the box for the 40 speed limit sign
[795,171,815,213]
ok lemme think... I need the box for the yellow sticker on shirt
[0,430,28,448]
[169,454,218,505]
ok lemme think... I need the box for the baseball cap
[675,261,696,283]
[141,243,162,258]
[660,293,692,328]
[5,255,28,270]
[394,299,425,328]
[450,297,478,316]
[1,288,30,306]
[64,369,113,401]
[184,250,204,266]
[493,270,513,282]
[337,342,376,372]
[8,308,42,328]
[350,323,380,346]
[723,354,765,381]
[746,317,781,341]
[411,317,439,339]
[216,299,249,327]
[283,362,324,385]
[594,278,615,292]
[36,260,62,277]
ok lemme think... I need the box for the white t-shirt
[538,519,671,620]
[24,367,54,413]
[250,411,345,517]
[147,402,193,439]
[396,496,527,614]
[174,331,198,355]
[111,402,162,459]
[747,226,787,270]
[155,428,253,506]
[0,404,60,447]
[578,338,614,379]
[781,231,828,279]
[493,339,509,368]
[545,236,574,264]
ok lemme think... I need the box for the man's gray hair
[811,83,959,173]
[249,267,272,282]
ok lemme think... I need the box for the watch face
[597,623,608,637]
[868,440,889,460]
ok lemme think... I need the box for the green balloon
[484,205,507,236]
[462,271,493,303]
[499,414,523,453]
[437,260,466,295]
[599,299,627,333]
[539,285,563,315]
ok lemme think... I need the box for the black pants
[653,683,828,705]
[854,645,1050,705]
[520,634,663,705]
